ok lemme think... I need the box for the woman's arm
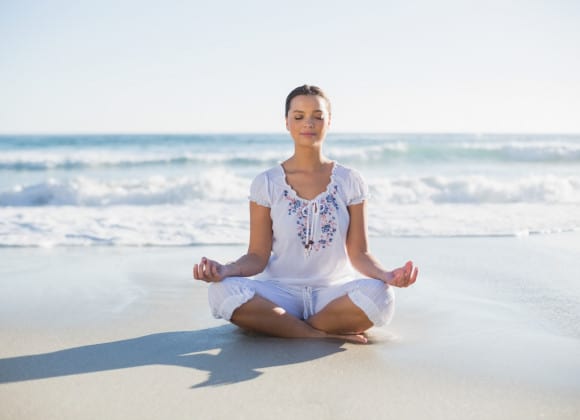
[346,202,418,288]
[193,201,273,282]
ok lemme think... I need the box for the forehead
[289,94,329,112]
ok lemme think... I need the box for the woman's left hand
[193,257,228,283]
[385,261,419,288]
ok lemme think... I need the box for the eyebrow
[292,110,323,113]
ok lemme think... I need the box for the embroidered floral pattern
[283,185,339,254]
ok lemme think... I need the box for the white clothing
[209,277,395,326]
[207,161,395,326]
[249,162,369,287]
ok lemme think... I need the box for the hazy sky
[1,0,579,134]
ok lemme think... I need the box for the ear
[285,116,289,131]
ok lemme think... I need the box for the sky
[1,0,579,134]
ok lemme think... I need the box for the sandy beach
[3,0,580,417]
[1,234,579,420]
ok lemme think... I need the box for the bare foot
[326,332,368,344]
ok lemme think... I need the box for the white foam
[327,143,408,160]
[2,172,580,246]
[458,141,580,161]
[0,149,288,170]
[366,203,580,238]
[368,175,580,204]
[2,133,579,246]
[1,201,579,247]
[2,173,579,208]
[2,138,579,172]
[0,171,250,206]
[0,203,250,247]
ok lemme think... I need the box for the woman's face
[285,94,331,147]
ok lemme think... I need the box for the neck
[288,146,330,171]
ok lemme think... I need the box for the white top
[249,162,369,287]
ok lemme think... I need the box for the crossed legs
[208,277,393,344]
[230,294,373,344]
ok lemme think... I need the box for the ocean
[0,133,579,247]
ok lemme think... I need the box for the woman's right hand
[193,257,228,283]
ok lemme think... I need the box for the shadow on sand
[0,325,348,388]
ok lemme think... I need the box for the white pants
[208,277,395,327]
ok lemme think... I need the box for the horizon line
[1,130,580,137]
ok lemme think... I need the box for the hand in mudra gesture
[193,257,230,283]
[386,261,418,288]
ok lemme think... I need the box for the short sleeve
[249,172,271,207]
[346,168,370,205]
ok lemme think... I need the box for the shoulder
[249,165,286,207]
[251,165,285,186]
[333,162,367,185]
[332,162,369,205]
[254,165,281,179]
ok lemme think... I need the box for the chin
[297,138,323,146]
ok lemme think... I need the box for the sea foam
[1,133,579,246]
[0,172,250,206]
[1,137,580,171]
[2,174,579,207]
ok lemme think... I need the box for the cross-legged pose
[193,85,418,344]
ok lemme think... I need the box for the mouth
[300,132,317,136]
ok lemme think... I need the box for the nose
[303,117,315,127]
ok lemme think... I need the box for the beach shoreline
[1,233,579,419]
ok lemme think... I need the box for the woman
[193,85,418,344]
